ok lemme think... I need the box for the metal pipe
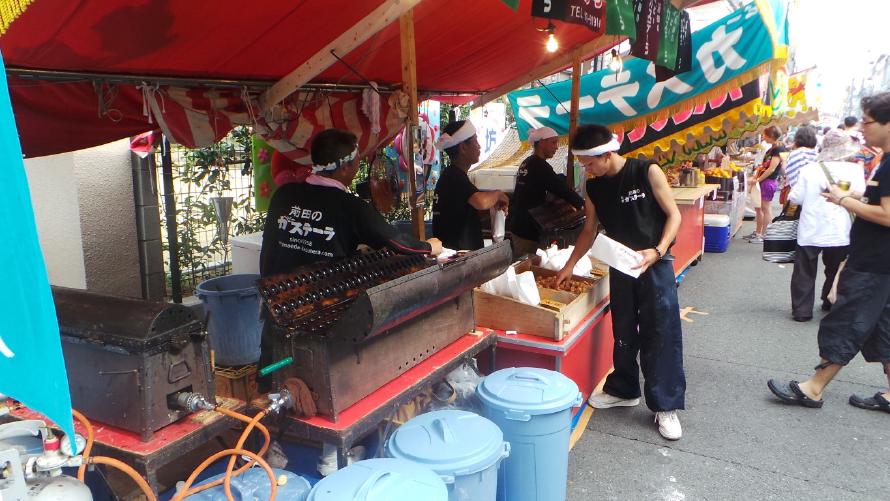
[6,66,479,96]
[160,137,182,303]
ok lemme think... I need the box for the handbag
[762,202,799,263]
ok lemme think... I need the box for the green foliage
[158,126,264,295]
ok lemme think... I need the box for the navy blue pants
[603,258,686,411]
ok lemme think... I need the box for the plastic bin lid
[477,367,582,420]
[386,410,508,477]
[307,458,447,501]
[704,214,731,227]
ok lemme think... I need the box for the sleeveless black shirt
[585,158,667,251]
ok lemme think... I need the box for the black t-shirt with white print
[260,182,431,277]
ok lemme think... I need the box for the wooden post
[567,49,582,191]
[400,9,425,239]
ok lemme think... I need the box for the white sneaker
[588,392,641,409]
[655,411,682,440]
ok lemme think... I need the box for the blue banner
[509,1,785,140]
[0,50,75,440]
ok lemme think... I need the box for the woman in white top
[788,131,866,321]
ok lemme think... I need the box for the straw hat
[817,130,861,162]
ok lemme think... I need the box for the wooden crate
[474,262,608,341]
[214,365,258,402]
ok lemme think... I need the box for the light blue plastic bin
[386,410,510,501]
[307,458,448,501]
[195,274,264,366]
[188,467,310,501]
[476,368,582,501]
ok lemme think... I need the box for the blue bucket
[476,368,582,501]
[386,410,510,501]
[307,458,447,501]
[195,274,264,366]
[187,468,310,501]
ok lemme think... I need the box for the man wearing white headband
[261,128,442,276]
[555,124,686,440]
[432,120,509,250]
[508,126,584,258]
[258,128,442,390]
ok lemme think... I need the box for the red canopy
[1,0,714,157]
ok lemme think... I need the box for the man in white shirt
[788,131,866,321]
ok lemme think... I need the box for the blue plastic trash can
[386,410,510,501]
[188,467,311,501]
[476,367,582,501]
[195,274,264,366]
[307,458,448,501]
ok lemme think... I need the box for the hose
[88,456,157,501]
[222,409,270,501]
[176,406,273,498]
[171,448,277,501]
[72,409,94,482]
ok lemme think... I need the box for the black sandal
[849,392,890,414]
[767,379,824,408]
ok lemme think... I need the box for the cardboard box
[474,260,609,341]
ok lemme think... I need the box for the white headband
[435,121,477,150]
[312,146,358,173]
[571,135,621,156]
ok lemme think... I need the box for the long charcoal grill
[258,241,511,420]
[53,287,215,441]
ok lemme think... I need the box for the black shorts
[818,267,890,365]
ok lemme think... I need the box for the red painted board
[262,333,494,432]
[9,397,245,456]
[673,201,705,276]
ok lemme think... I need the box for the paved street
[568,221,890,500]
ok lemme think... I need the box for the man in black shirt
[556,124,685,440]
[432,120,508,250]
[508,126,584,258]
[769,92,890,414]
[260,128,441,277]
[258,129,441,389]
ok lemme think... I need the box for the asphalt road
[568,220,890,500]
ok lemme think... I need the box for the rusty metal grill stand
[258,242,512,420]
[53,287,215,441]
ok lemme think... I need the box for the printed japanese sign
[630,0,663,61]
[0,51,75,440]
[531,0,606,34]
[509,0,785,140]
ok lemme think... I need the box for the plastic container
[386,410,510,501]
[704,214,731,253]
[476,367,582,501]
[307,458,448,501]
[195,274,264,366]
[188,467,311,501]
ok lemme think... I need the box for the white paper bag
[588,234,644,278]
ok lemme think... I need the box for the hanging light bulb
[545,22,559,53]
[607,48,623,73]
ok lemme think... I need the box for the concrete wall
[23,153,87,289]
[25,139,142,297]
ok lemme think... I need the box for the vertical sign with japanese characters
[606,0,636,37]
[531,0,606,34]
[631,0,663,62]
[508,1,781,139]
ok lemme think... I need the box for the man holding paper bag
[556,124,686,440]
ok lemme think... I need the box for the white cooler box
[230,231,263,274]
